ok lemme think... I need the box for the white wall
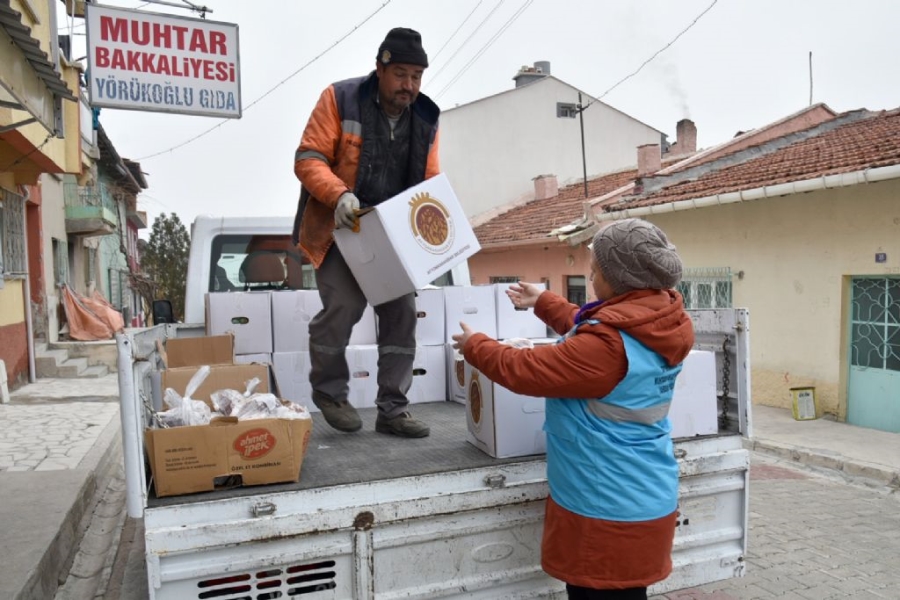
[438,77,662,218]
[39,175,68,343]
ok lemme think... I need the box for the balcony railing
[64,182,119,236]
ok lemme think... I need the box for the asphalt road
[99,452,900,600]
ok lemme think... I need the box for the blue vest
[544,323,681,522]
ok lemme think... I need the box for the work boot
[312,392,362,432]
[375,412,430,438]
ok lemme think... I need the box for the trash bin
[790,387,817,421]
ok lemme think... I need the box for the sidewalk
[1,376,898,599]
[0,375,121,600]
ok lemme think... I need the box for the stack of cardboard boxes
[198,174,719,464]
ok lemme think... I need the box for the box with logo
[494,282,550,340]
[333,173,480,306]
[669,349,718,439]
[446,345,467,405]
[147,363,312,497]
[464,361,547,459]
[145,411,312,497]
[206,291,273,354]
[271,290,377,352]
[442,286,497,343]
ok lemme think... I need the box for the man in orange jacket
[292,28,440,437]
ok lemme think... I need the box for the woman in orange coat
[453,219,694,600]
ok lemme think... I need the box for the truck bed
[147,400,543,508]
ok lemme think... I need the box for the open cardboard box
[145,409,312,497]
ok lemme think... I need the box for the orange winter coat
[293,72,441,268]
[462,288,694,589]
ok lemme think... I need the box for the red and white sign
[86,4,241,118]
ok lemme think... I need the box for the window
[0,188,26,278]
[567,275,586,306]
[557,102,577,118]
[209,234,316,292]
[677,268,733,309]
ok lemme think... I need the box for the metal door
[848,277,900,432]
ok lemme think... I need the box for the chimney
[533,174,558,200]
[513,61,551,88]
[637,144,661,177]
[675,119,697,154]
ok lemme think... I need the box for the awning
[0,0,76,133]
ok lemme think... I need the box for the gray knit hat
[591,219,683,295]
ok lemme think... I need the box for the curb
[744,438,900,490]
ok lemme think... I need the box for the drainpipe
[595,163,900,222]
[20,187,36,383]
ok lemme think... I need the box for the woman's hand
[505,281,544,309]
[451,322,475,351]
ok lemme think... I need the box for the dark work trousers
[308,244,417,418]
[566,584,648,600]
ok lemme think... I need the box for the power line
[426,0,507,89]
[136,0,392,161]
[58,2,151,30]
[430,0,485,62]
[581,0,719,112]
[434,0,534,101]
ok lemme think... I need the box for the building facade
[438,62,668,220]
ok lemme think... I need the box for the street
[95,451,900,600]
[652,454,900,600]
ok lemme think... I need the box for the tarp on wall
[61,285,125,341]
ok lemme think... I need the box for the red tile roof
[473,168,639,247]
[610,109,900,211]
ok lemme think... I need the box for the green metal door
[848,277,900,432]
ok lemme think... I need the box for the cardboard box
[271,290,377,352]
[334,174,480,306]
[446,344,467,405]
[165,334,234,368]
[162,364,269,407]
[347,345,379,409]
[443,286,497,343]
[464,362,546,459]
[145,412,312,497]
[670,350,718,439]
[234,353,271,365]
[414,288,445,345]
[206,292,273,354]
[409,345,447,404]
[271,351,314,411]
[494,283,549,340]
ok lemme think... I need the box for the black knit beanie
[377,28,429,68]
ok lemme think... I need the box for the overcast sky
[58,0,900,236]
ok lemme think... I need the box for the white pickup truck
[116,215,752,599]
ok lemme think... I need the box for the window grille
[0,188,26,277]
[677,267,733,309]
[851,277,900,372]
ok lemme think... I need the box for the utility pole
[577,92,588,199]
